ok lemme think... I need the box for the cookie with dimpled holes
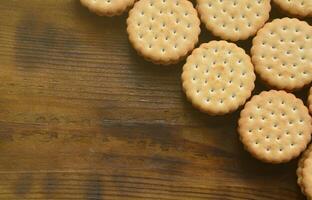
[80,0,136,16]
[239,90,312,163]
[196,0,271,41]
[251,18,312,91]
[182,41,256,115]
[273,0,312,17]
[127,0,201,65]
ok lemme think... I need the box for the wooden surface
[0,0,311,199]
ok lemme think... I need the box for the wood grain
[0,0,311,199]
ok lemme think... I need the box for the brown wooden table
[0,0,311,199]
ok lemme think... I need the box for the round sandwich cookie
[297,145,312,197]
[273,0,312,17]
[238,90,312,163]
[251,18,312,91]
[182,41,256,115]
[127,0,201,65]
[80,0,136,16]
[196,0,271,41]
[308,86,312,114]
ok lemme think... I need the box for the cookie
[196,0,271,41]
[127,0,201,65]
[297,144,312,196]
[80,0,136,16]
[251,18,312,91]
[298,145,312,200]
[182,41,256,115]
[273,0,312,17]
[308,86,312,114]
[238,90,312,163]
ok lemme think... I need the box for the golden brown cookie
[127,0,201,65]
[80,0,136,16]
[308,86,312,114]
[196,0,271,41]
[251,18,312,91]
[238,90,312,163]
[298,145,312,200]
[182,41,256,115]
[297,144,312,197]
[273,0,312,17]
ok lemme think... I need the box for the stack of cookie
[80,0,312,198]
[298,145,312,200]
